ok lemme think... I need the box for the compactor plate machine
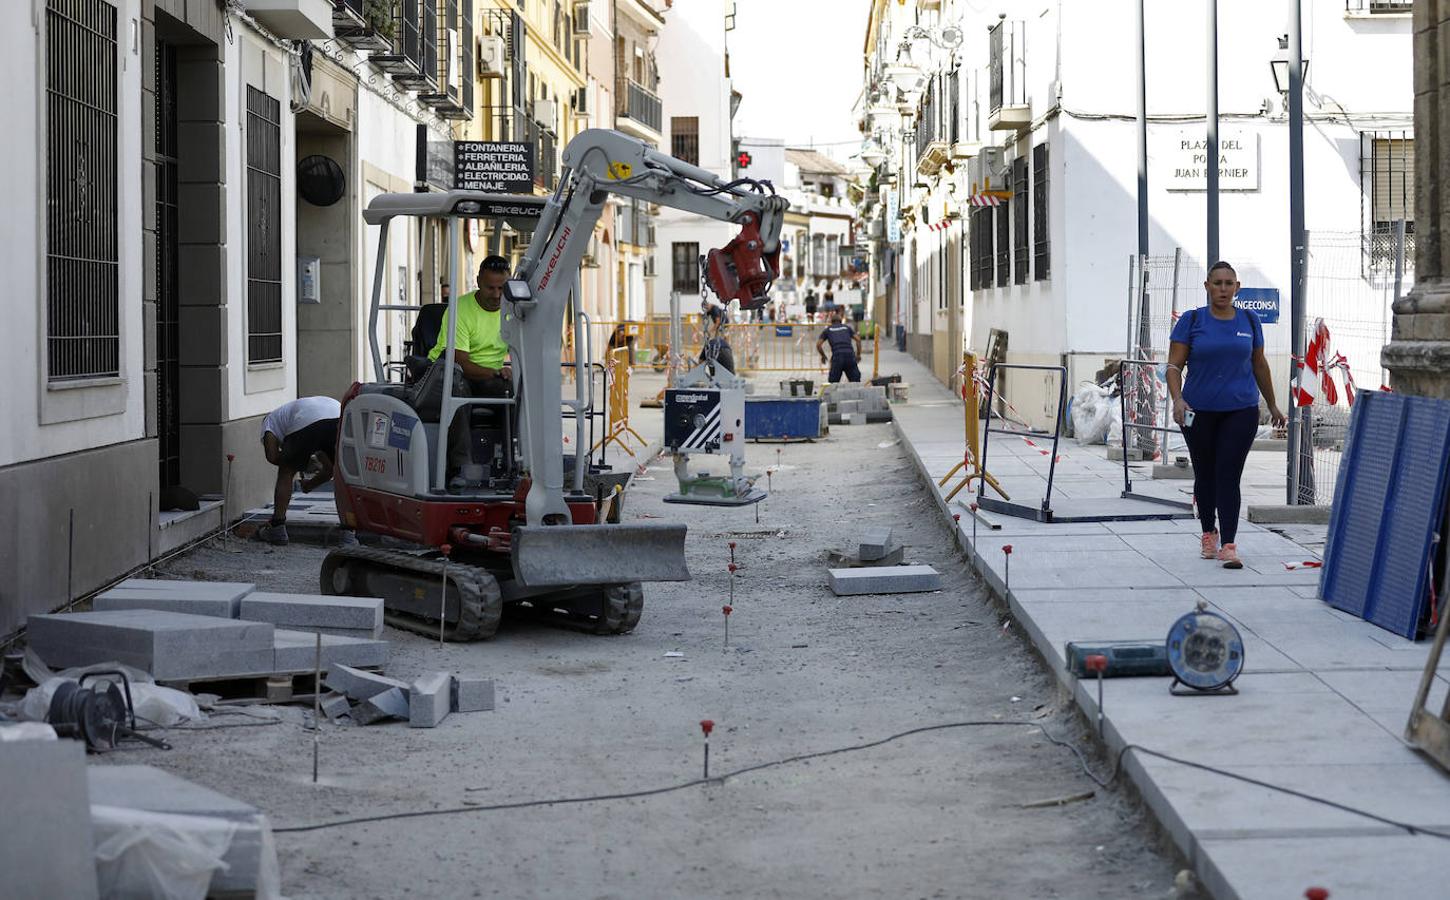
[322,129,788,639]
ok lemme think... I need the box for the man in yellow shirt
[428,255,514,484]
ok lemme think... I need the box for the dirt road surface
[116,415,1193,899]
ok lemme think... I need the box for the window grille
[671,116,699,166]
[1361,132,1414,271]
[995,204,1010,288]
[1033,142,1050,281]
[1012,156,1029,284]
[672,242,699,293]
[246,86,283,364]
[46,0,120,381]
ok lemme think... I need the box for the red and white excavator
[321,128,788,640]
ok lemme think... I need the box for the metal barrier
[975,363,1068,522]
[586,318,831,375]
[1117,359,1195,512]
[938,352,1009,503]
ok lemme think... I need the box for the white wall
[652,0,734,314]
[0,0,145,468]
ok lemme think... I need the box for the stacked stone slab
[409,672,452,728]
[94,580,256,618]
[87,765,275,896]
[822,384,893,425]
[1,740,99,899]
[239,592,384,639]
[272,629,390,672]
[26,610,276,681]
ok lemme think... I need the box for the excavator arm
[503,129,790,528]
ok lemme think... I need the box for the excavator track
[521,582,644,635]
[321,545,503,641]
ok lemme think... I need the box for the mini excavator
[321,129,788,639]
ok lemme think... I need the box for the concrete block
[844,412,866,426]
[1151,463,1194,480]
[0,741,99,900]
[865,410,895,424]
[1247,504,1333,525]
[272,629,390,672]
[859,527,895,560]
[408,672,452,728]
[1251,438,1287,452]
[828,565,943,596]
[87,765,271,896]
[1107,446,1152,461]
[451,676,496,712]
[324,663,409,701]
[99,580,255,617]
[319,692,351,720]
[353,686,409,725]
[25,610,275,681]
[835,399,862,414]
[239,592,384,639]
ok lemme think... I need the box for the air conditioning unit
[571,2,590,37]
[569,86,591,118]
[533,98,557,126]
[477,35,505,78]
[967,146,1005,191]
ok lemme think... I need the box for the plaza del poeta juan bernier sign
[1159,128,1260,192]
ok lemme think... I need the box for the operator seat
[404,303,448,384]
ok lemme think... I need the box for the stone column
[1383,1,1450,397]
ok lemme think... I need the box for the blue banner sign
[1234,288,1280,324]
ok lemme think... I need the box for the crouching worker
[428,254,514,489]
[257,396,354,546]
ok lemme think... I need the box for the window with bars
[1012,156,1029,285]
[45,0,120,382]
[970,206,993,290]
[671,116,699,166]
[672,241,699,293]
[1033,142,1050,281]
[246,86,283,364]
[1362,132,1414,270]
[995,204,1010,288]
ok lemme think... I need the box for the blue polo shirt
[819,323,857,359]
[1170,306,1264,411]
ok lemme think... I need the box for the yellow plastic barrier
[590,347,648,457]
[937,352,1009,502]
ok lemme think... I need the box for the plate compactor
[322,129,788,639]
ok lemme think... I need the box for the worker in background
[804,288,819,323]
[258,396,355,546]
[700,296,735,374]
[428,255,513,487]
[816,309,863,383]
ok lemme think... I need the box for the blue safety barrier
[1321,391,1450,639]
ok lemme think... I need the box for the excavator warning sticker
[366,413,389,449]
[388,413,416,450]
[607,161,632,180]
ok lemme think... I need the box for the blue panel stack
[1321,391,1450,639]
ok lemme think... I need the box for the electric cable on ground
[269,718,1450,841]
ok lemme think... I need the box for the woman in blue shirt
[1166,261,1287,569]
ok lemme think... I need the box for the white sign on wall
[885,186,901,243]
[1161,128,1260,192]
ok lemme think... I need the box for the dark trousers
[446,376,512,471]
[828,354,861,383]
[1182,406,1259,544]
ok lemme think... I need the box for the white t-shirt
[261,397,340,440]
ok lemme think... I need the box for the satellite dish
[297,154,346,207]
[938,25,964,49]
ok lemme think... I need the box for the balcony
[417,0,473,119]
[988,19,1030,132]
[616,77,662,141]
[391,0,439,92]
[331,0,392,52]
[519,116,558,191]
[914,77,949,176]
[369,0,434,93]
[951,68,983,160]
[245,0,333,39]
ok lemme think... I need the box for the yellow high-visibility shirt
[427,292,508,369]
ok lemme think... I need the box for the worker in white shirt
[257,396,354,546]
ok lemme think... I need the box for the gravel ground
[106,412,1196,899]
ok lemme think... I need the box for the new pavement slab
[878,346,1450,899]
[26,609,276,680]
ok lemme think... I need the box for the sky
[727,0,873,160]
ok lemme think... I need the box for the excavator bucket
[511,523,691,588]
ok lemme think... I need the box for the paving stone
[409,672,452,728]
[835,399,862,414]
[319,692,351,720]
[239,592,384,639]
[93,590,239,619]
[353,686,409,725]
[26,610,275,681]
[107,579,255,615]
[87,765,271,896]
[858,526,895,560]
[844,412,866,425]
[1201,833,1444,900]
[828,565,942,596]
[451,676,496,712]
[0,740,98,900]
[272,629,391,673]
[324,663,409,701]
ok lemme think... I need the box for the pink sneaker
[1200,531,1219,559]
[1217,543,1243,569]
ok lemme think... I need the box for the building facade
[859,0,1414,423]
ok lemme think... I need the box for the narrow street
[127,414,1190,899]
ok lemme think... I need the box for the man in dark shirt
[816,310,863,383]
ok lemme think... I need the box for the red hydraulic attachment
[704,212,779,310]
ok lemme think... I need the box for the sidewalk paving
[876,348,1450,900]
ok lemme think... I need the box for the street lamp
[861,142,887,168]
[1270,35,1309,95]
